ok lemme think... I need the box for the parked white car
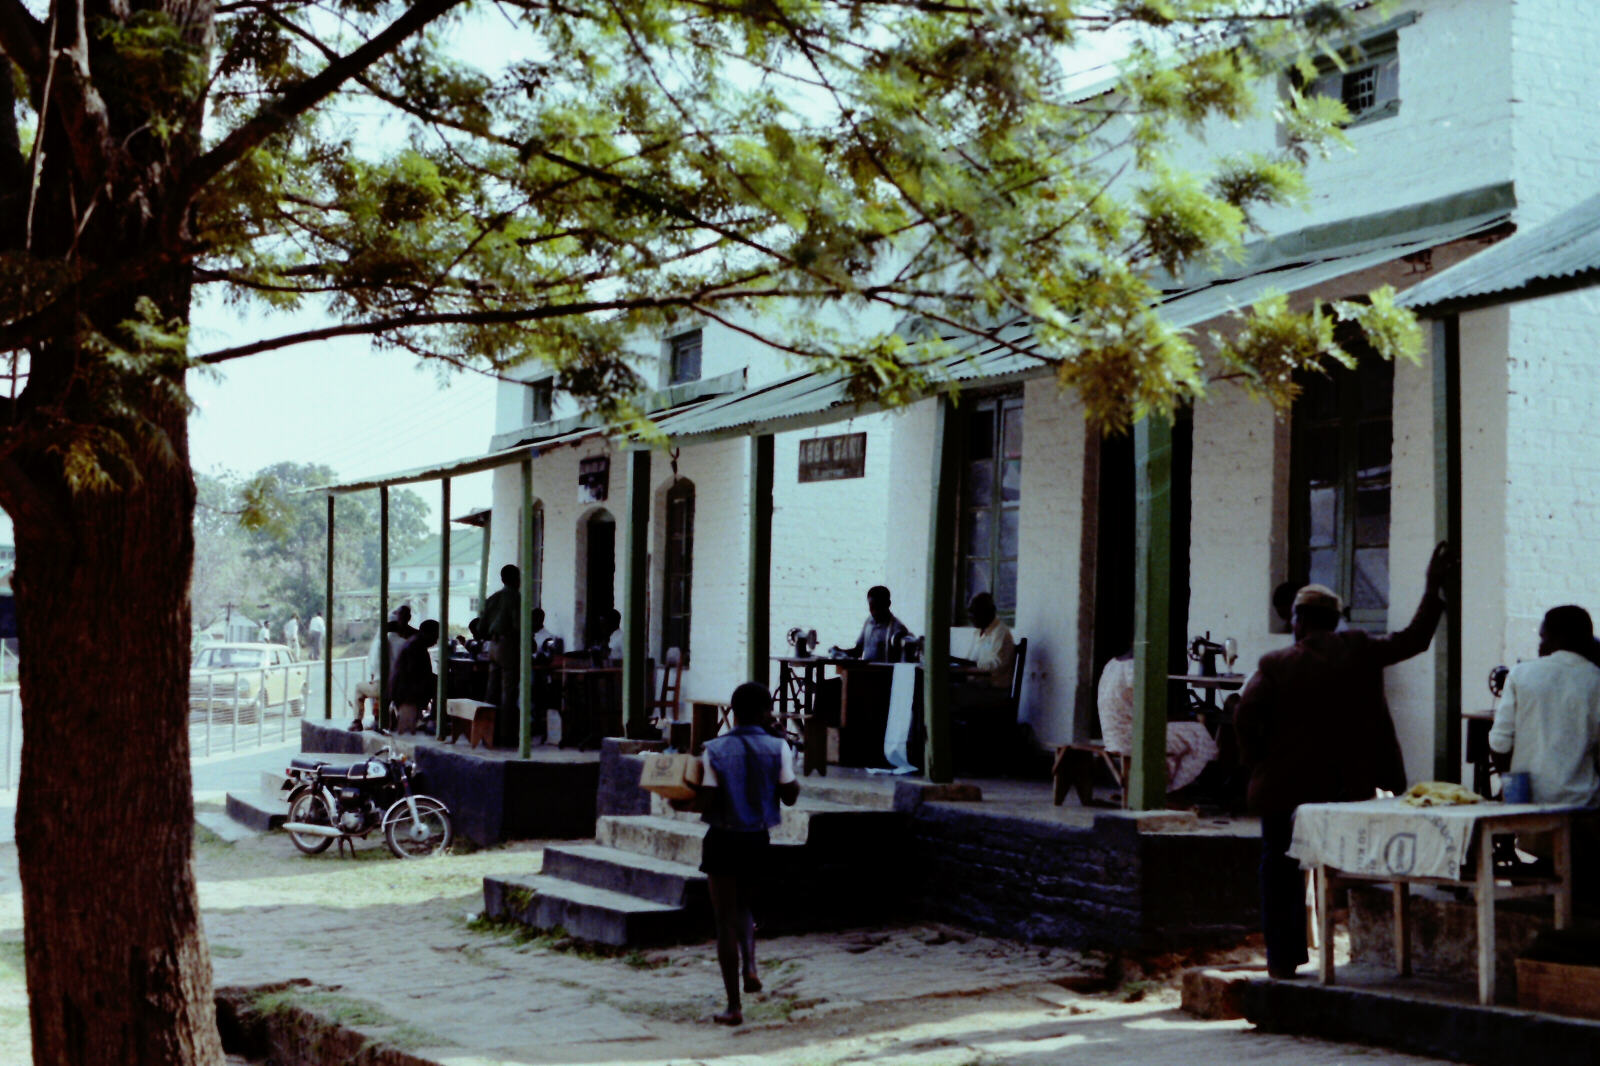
[190,643,309,717]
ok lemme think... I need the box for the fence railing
[0,656,367,789]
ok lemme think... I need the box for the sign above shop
[798,432,867,483]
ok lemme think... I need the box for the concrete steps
[541,843,708,911]
[487,771,914,948]
[221,771,293,833]
[595,814,708,866]
[482,874,688,947]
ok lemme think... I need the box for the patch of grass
[211,944,244,959]
[623,951,670,970]
[252,988,397,1028]
[385,1024,457,1051]
[616,998,705,1023]
[462,917,640,962]
[193,823,227,849]
[743,995,799,1024]
[1119,979,1157,1003]
[0,939,25,978]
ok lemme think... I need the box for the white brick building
[470,0,1600,784]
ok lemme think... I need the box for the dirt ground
[0,805,1453,1066]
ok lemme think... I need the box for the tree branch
[0,0,46,88]
[180,0,465,204]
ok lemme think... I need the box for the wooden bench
[446,698,497,750]
[1051,740,1129,808]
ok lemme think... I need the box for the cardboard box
[1516,958,1600,1020]
[639,752,702,801]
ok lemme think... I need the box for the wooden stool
[446,699,497,750]
[1051,740,1129,807]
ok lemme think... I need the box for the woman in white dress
[1097,653,1218,793]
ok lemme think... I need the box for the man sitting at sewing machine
[833,585,913,662]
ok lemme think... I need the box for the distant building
[336,526,485,631]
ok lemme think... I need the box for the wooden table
[557,664,622,750]
[772,655,829,776]
[1292,798,1577,1005]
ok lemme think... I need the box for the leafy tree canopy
[3,0,1416,469]
[193,462,429,627]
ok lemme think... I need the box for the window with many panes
[668,330,702,386]
[957,393,1023,621]
[1290,352,1393,629]
[662,480,694,664]
[1299,29,1400,126]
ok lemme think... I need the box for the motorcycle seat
[289,756,357,776]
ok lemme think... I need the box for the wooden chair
[648,647,683,726]
[951,637,1028,776]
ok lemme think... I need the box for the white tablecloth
[1288,797,1567,881]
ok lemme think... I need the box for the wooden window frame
[955,391,1023,624]
[668,330,703,386]
[662,479,695,666]
[1288,355,1394,631]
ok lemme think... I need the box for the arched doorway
[580,509,616,647]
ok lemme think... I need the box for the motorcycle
[280,746,453,858]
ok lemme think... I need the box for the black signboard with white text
[798,432,867,482]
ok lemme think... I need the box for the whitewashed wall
[1013,379,1090,746]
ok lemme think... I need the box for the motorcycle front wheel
[382,796,453,858]
[286,791,336,855]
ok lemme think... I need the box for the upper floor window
[524,378,554,425]
[1289,350,1393,629]
[1300,30,1400,126]
[668,330,702,386]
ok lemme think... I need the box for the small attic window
[524,378,553,425]
[1301,30,1400,127]
[668,329,702,386]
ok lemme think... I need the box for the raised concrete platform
[1185,964,1600,1065]
[300,719,599,847]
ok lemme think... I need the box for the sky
[186,300,500,529]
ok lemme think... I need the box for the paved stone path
[0,801,1455,1066]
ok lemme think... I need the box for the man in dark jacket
[392,620,440,735]
[1235,542,1450,978]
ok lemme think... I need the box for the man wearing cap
[1235,542,1450,979]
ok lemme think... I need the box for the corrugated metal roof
[1400,192,1600,313]
[651,189,1514,444]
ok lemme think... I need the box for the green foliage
[192,462,429,627]
[3,0,1417,472]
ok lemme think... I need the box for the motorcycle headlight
[365,760,386,780]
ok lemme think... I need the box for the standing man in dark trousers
[483,565,521,718]
[675,682,798,1025]
[1235,542,1450,979]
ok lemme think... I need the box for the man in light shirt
[1489,605,1600,808]
[960,591,1015,689]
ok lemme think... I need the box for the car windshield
[196,649,264,670]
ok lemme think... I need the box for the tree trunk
[10,391,222,1064]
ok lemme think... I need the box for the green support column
[324,494,335,719]
[478,510,492,612]
[1130,415,1172,810]
[378,485,390,732]
[519,458,535,757]
[923,396,963,783]
[623,449,652,736]
[747,435,774,687]
[436,478,452,739]
[1433,315,1463,782]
